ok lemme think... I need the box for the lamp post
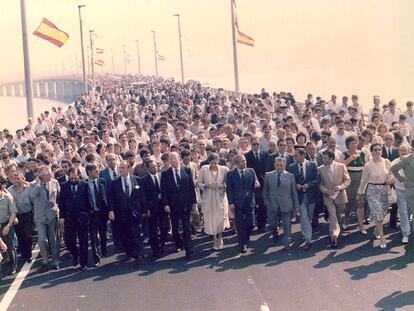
[135,40,141,76]
[173,14,184,83]
[151,31,158,77]
[78,4,88,93]
[20,0,33,118]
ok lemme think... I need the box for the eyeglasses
[252,143,260,146]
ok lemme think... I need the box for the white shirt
[122,175,131,196]
[298,160,307,178]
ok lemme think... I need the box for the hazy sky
[1,0,413,107]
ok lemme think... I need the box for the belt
[368,183,386,186]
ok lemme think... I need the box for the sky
[0,0,413,107]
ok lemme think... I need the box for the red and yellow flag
[33,18,69,47]
[94,59,104,66]
[233,0,254,47]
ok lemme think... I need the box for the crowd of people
[0,75,413,275]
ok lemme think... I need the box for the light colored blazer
[318,162,350,205]
[391,153,414,201]
[263,170,299,213]
[29,179,60,223]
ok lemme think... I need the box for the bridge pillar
[33,81,39,97]
[0,85,3,96]
[14,84,21,96]
[48,81,56,99]
[39,82,47,98]
[56,80,64,100]
[6,85,12,96]
[64,81,74,101]
[72,81,83,100]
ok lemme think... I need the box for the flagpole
[151,31,158,77]
[89,30,96,92]
[78,4,88,94]
[111,49,115,74]
[20,0,34,118]
[230,0,240,93]
[173,14,184,83]
[135,40,141,76]
[122,45,127,75]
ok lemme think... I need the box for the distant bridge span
[0,75,91,103]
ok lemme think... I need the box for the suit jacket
[29,179,60,223]
[87,178,108,218]
[100,167,117,197]
[245,150,268,187]
[288,161,321,204]
[56,174,69,186]
[390,153,414,201]
[59,180,93,224]
[266,152,294,172]
[140,173,162,213]
[160,166,197,214]
[108,175,147,219]
[263,170,299,213]
[318,162,351,205]
[382,145,399,162]
[226,167,257,208]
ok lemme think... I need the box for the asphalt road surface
[1,219,413,311]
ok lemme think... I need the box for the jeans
[0,223,17,273]
[396,188,411,237]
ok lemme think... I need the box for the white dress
[198,165,230,235]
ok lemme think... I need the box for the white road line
[0,244,40,310]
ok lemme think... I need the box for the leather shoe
[52,264,60,270]
[303,243,312,250]
[39,264,48,273]
[272,231,279,242]
[93,261,100,268]
[240,245,247,254]
[281,245,291,252]
[26,257,33,264]
[72,258,79,267]
[185,251,193,260]
[330,239,338,249]
[80,266,88,272]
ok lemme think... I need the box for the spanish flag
[96,48,104,54]
[94,59,104,66]
[233,0,254,47]
[33,18,69,47]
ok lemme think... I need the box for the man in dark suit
[99,153,121,251]
[160,152,197,259]
[108,161,148,265]
[85,164,108,265]
[59,167,93,271]
[266,139,294,171]
[288,148,321,250]
[56,159,71,186]
[245,137,268,232]
[382,133,400,228]
[140,160,168,257]
[226,154,260,253]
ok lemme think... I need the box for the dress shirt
[88,179,99,211]
[122,176,131,196]
[7,185,34,214]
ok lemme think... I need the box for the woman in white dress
[198,153,230,250]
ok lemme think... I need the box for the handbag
[387,185,397,205]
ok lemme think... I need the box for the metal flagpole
[135,40,141,76]
[122,45,127,75]
[173,14,184,83]
[78,4,88,93]
[111,49,115,74]
[20,0,34,118]
[230,0,240,93]
[89,30,95,92]
[151,31,158,77]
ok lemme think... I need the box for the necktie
[154,175,160,193]
[388,148,391,159]
[93,180,99,202]
[124,178,130,196]
[112,170,117,180]
[298,163,305,184]
[71,185,76,195]
[175,168,181,186]
[42,184,49,200]
[277,173,281,187]
[255,152,260,162]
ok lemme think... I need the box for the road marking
[0,244,40,310]
[261,302,270,311]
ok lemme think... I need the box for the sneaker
[402,236,409,244]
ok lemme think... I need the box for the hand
[333,186,341,192]
[254,181,261,188]
[296,184,302,190]
[108,211,115,221]
[204,184,211,189]
[302,183,309,190]
[356,194,363,202]
[164,205,171,213]
[59,218,64,225]
[327,190,335,196]
[146,210,151,218]
[0,239,7,252]
[350,154,359,161]
[217,184,225,190]
[2,226,10,236]
[229,204,235,212]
